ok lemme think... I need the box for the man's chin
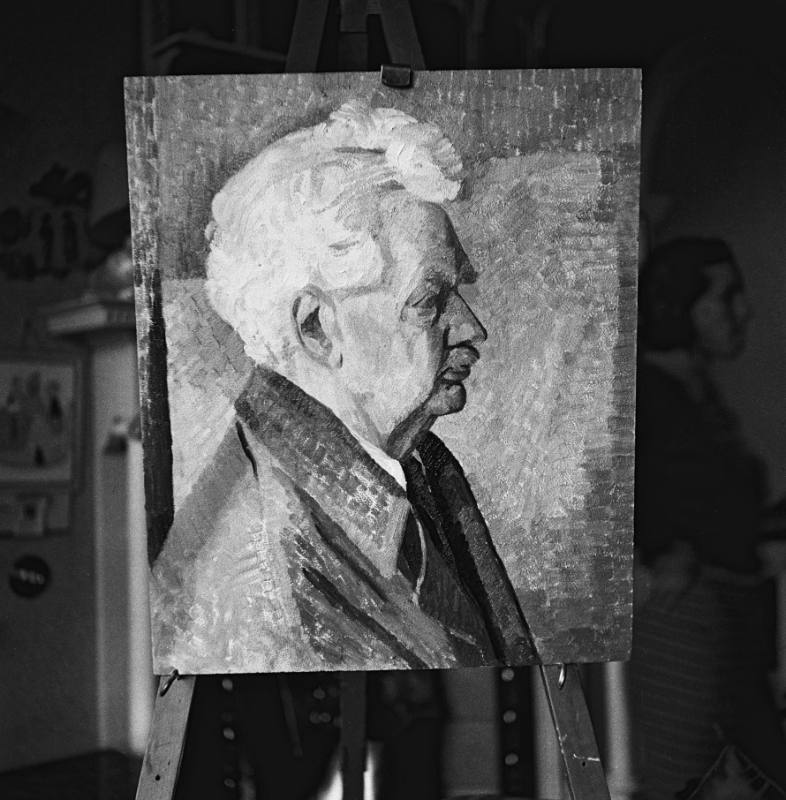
[427,381,467,417]
[384,382,467,458]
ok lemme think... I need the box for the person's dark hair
[638,237,737,350]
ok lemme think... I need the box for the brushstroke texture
[126,69,639,666]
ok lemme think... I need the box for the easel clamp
[380,64,413,88]
[159,669,180,698]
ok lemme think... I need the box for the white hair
[204,100,463,368]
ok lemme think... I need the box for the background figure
[632,237,786,798]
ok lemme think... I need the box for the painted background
[127,69,640,664]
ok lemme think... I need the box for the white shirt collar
[350,431,407,491]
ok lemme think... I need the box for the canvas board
[125,69,640,674]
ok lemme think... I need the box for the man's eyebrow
[405,276,441,298]
[417,249,476,287]
[456,249,478,283]
[334,146,385,155]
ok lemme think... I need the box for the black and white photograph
[2,2,786,799]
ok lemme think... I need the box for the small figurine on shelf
[85,235,133,301]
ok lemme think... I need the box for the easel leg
[135,675,195,800]
[378,0,425,69]
[539,664,611,800]
[340,671,368,800]
[286,0,331,72]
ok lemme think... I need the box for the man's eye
[402,287,446,325]
[414,293,440,310]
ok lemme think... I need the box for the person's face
[332,196,487,447]
[690,261,750,359]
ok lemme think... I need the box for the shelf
[41,296,136,338]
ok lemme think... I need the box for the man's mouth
[439,346,480,384]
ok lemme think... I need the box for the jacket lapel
[235,367,410,579]
[418,432,539,664]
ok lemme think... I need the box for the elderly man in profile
[151,101,535,674]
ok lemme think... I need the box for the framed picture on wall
[0,351,82,537]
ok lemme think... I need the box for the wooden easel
[135,2,613,798]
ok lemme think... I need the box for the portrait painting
[125,69,640,674]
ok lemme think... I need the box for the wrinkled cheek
[371,337,433,425]
[343,313,391,376]
[403,335,441,401]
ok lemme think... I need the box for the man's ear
[292,287,342,368]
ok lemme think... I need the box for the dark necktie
[396,457,430,590]
[397,510,423,589]
[399,456,496,661]
[401,456,457,570]
[397,456,460,590]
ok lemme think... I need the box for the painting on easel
[125,70,640,675]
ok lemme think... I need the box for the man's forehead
[381,196,476,286]
[445,218,477,283]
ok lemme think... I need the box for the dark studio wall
[1,0,785,775]
[0,1,139,770]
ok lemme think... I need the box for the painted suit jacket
[151,367,536,673]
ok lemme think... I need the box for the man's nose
[446,292,487,345]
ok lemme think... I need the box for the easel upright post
[285,0,330,72]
